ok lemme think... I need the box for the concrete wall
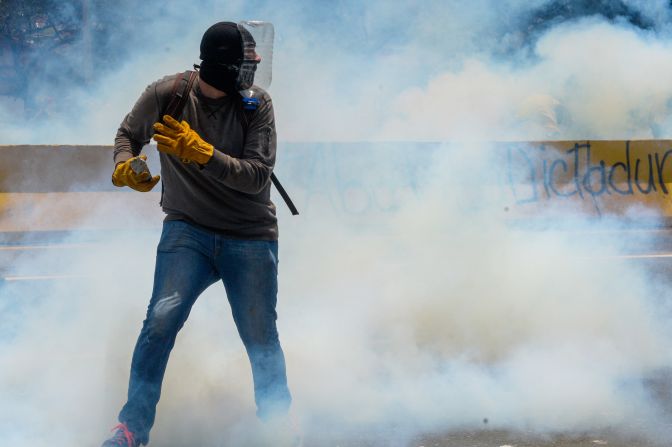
[2,141,672,233]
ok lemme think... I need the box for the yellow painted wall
[0,192,163,232]
[504,140,672,221]
[3,142,672,233]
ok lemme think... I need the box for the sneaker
[101,423,138,447]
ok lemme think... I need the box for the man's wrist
[114,153,133,165]
[198,153,214,169]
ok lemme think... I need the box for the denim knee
[144,291,185,339]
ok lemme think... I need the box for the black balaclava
[198,22,244,94]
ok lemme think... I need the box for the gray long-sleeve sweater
[114,72,278,240]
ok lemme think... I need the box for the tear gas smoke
[2,1,672,446]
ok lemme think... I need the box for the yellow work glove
[152,115,214,165]
[112,155,161,192]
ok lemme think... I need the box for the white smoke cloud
[377,18,672,141]
[2,2,672,447]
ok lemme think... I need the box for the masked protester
[102,21,299,447]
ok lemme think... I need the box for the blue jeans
[118,220,291,445]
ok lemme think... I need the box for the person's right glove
[111,155,160,192]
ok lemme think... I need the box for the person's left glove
[152,115,214,165]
